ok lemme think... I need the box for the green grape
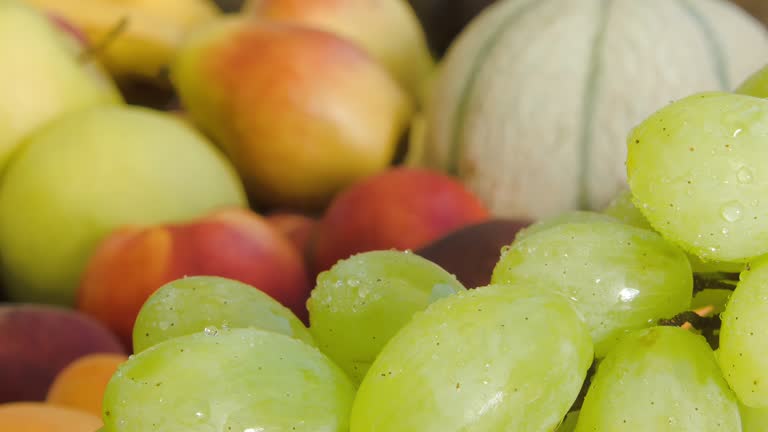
[575,326,741,431]
[557,411,579,432]
[627,91,768,264]
[601,188,653,231]
[514,210,620,242]
[718,254,768,407]
[603,189,744,274]
[103,328,355,431]
[736,64,768,99]
[349,284,594,432]
[691,288,733,315]
[740,402,768,431]
[307,250,466,383]
[491,221,693,357]
[132,276,314,353]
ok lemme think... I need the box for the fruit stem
[78,16,129,64]
[692,272,739,294]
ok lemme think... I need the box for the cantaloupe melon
[417,0,768,221]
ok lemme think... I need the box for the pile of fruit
[4,0,768,431]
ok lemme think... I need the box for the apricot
[0,402,102,432]
[46,353,128,417]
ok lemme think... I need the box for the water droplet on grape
[203,326,219,336]
[722,227,729,235]
[158,321,169,330]
[737,167,754,184]
[721,202,743,222]
[347,279,360,287]
[733,128,743,137]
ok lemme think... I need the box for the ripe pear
[0,105,248,306]
[0,1,121,173]
[23,0,221,85]
[245,0,435,104]
[171,18,414,211]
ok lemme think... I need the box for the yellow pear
[245,0,435,105]
[0,1,122,172]
[23,0,221,84]
[171,18,414,210]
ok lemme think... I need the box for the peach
[311,167,491,274]
[0,402,102,432]
[245,0,435,102]
[170,18,414,211]
[0,304,125,403]
[46,353,128,417]
[415,219,532,289]
[76,206,311,348]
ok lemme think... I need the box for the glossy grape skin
[349,284,594,432]
[718,254,768,408]
[102,328,355,432]
[602,189,744,274]
[307,250,466,383]
[514,210,620,241]
[132,276,314,353]
[740,402,768,431]
[627,91,768,264]
[556,410,580,432]
[491,221,692,357]
[601,189,653,231]
[575,326,741,432]
[736,64,768,99]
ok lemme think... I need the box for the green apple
[0,105,248,306]
[0,1,122,173]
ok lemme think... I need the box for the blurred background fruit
[77,206,312,348]
[311,167,490,274]
[0,1,121,174]
[244,0,435,105]
[0,402,103,432]
[0,105,246,307]
[171,18,414,212]
[265,211,318,265]
[24,0,221,89]
[415,0,768,222]
[45,353,128,417]
[415,218,532,289]
[407,0,498,57]
[731,0,768,26]
[0,304,125,403]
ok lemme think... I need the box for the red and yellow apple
[245,0,435,103]
[76,206,312,347]
[311,167,491,273]
[170,17,414,211]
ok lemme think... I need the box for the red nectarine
[311,167,490,274]
[76,207,311,348]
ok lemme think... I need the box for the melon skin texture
[420,0,768,221]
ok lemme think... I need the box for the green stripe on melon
[418,0,768,221]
